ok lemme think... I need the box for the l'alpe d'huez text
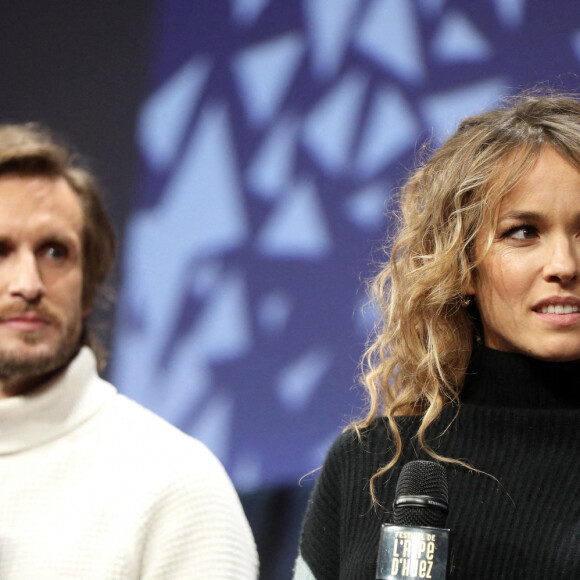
[389,530,436,578]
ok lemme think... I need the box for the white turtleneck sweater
[0,347,258,579]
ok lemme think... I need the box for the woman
[294,92,580,579]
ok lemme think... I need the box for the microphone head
[394,460,448,528]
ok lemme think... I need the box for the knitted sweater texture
[0,347,258,579]
[298,347,580,579]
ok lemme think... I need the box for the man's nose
[8,252,45,302]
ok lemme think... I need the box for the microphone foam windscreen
[394,460,448,528]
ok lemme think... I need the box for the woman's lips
[532,297,580,325]
[533,309,580,326]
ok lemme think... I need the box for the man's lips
[0,312,52,331]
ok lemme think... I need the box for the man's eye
[43,244,68,260]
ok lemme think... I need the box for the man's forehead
[0,175,84,233]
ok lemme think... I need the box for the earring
[461,296,471,307]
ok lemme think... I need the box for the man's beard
[0,313,83,394]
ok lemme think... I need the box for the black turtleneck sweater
[298,348,580,579]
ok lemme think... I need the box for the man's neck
[0,365,68,399]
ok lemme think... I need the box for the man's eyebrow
[36,232,81,248]
[37,232,77,242]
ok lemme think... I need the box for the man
[0,123,258,578]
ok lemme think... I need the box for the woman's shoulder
[329,418,388,452]
[321,414,422,475]
[330,414,422,451]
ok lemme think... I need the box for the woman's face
[468,146,580,361]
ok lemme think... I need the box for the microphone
[376,460,450,579]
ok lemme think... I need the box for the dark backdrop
[2,2,580,578]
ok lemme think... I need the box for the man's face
[0,175,86,392]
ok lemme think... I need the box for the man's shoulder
[108,393,200,442]
[87,392,231,485]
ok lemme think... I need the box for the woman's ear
[464,272,476,297]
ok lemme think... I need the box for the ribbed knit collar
[461,346,580,410]
[0,347,116,454]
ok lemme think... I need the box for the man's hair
[354,89,580,502]
[0,123,116,360]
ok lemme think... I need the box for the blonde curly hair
[354,90,580,501]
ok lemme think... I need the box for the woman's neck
[460,346,580,409]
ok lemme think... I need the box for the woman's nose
[542,235,580,285]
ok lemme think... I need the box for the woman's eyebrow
[497,210,542,222]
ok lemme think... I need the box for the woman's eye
[502,225,537,240]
